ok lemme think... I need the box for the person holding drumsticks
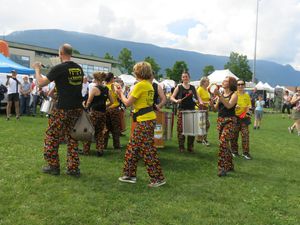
[170,72,203,153]
[82,72,113,157]
[115,61,166,188]
[231,79,252,160]
[196,76,211,146]
[212,76,238,177]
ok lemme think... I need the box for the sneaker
[242,153,252,160]
[118,176,137,184]
[288,127,294,133]
[6,117,10,121]
[42,165,60,175]
[148,180,166,188]
[202,140,210,146]
[253,126,256,130]
[96,151,104,157]
[66,169,81,177]
[232,152,240,158]
[218,170,227,177]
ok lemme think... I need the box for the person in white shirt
[6,70,21,120]
[81,76,89,100]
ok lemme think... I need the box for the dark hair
[228,76,237,92]
[237,79,245,85]
[93,72,106,83]
[105,72,114,83]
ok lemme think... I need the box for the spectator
[254,95,265,130]
[6,70,21,120]
[20,76,31,116]
[282,90,292,114]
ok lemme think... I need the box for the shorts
[8,93,19,102]
[255,110,263,120]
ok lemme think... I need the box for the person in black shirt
[33,43,84,177]
[212,76,238,177]
[170,72,203,153]
[82,72,113,156]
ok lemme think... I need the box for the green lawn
[0,112,299,225]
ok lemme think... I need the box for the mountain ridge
[4,29,300,86]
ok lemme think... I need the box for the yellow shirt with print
[235,92,251,116]
[106,83,120,108]
[197,86,210,107]
[131,80,156,122]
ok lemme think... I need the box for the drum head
[208,84,218,94]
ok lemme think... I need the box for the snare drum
[40,99,55,114]
[181,110,206,136]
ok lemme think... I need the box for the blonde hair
[199,76,209,86]
[93,72,106,83]
[133,61,153,80]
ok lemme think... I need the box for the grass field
[0,112,299,225]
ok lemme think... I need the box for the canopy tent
[263,82,274,92]
[0,53,34,74]
[255,81,265,90]
[207,69,239,85]
[118,74,136,86]
[159,79,176,88]
[190,80,200,89]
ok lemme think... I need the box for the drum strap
[132,106,154,122]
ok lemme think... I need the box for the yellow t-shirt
[106,83,120,108]
[131,80,156,122]
[197,86,210,107]
[235,92,251,116]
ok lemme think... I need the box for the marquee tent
[207,69,239,85]
[118,74,136,86]
[0,53,34,74]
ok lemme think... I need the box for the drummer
[170,72,203,153]
[212,76,238,177]
[196,76,211,146]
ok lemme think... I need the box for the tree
[165,61,189,83]
[104,53,117,67]
[224,52,252,81]
[144,56,161,79]
[103,52,115,60]
[118,48,135,74]
[202,65,215,76]
[73,49,80,54]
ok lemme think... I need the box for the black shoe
[6,117,10,121]
[97,151,104,157]
[42,165,60,175]
[66,169,80,177]
[218,170,227,177]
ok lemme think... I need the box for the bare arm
[291,94,300,105]
[170,86,181,104]
[32,62,50,87]
[156,85,167,110]
[219,92,238,109]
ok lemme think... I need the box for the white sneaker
[202,140,210,146]
[148,180,166,188]
[118,176,137,184]
[288,127,294,134]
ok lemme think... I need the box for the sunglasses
[237,83,245,86]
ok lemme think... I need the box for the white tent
[118,74,136,86]
[190,80,200,89]
[263,82,274,92]
[207,69,239,85]
[159,79,176,88]
[255,81,265,90]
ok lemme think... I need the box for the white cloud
[1,0,300,69]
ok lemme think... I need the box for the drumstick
[180,92,193,102]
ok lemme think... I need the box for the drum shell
[181,110,206,136]
[40,99,55,114]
